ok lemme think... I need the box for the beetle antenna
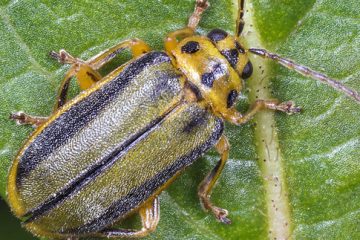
[249,48,360,104]
[236,0,245,38]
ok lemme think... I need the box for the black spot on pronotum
[227,89,238,108]
[221,49,239,68]
[241,61,253,79]
[181,41,200,54]
[207,29,228,42]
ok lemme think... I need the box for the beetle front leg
[223,99,301,125]
[97,197,160,238]
[187,0,209,30]
[164,0,209,53]
[165,27,195,54]
[9,111,48,127]
[198,135,231,224]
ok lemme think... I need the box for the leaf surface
[0,0,359,239]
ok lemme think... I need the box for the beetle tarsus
[49,49,80,64]
[9,111,26,125]
[213,206,232,224]
[10,111,48,127]
[187,0,210,30]
[275,101,301,115]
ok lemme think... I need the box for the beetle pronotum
[5,0,359,239]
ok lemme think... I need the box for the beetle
[6,0,360,239]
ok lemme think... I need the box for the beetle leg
[187,0,210,30]
[9,111,48,127]
[164,0,209,53]
[198,135,231,224]
[236,0,246,38]
[85,39,151,70]
[50,39,151,110]
[165,27,195,54]
[97,197,160,238]
[222,99,301,125]
[50,50,102,110]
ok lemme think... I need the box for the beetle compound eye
[207,29,228,42]
[181,41,200,54]
[241,61,253,79]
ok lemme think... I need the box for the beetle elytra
[5,0,360,239]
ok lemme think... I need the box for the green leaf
[0,0,359,239]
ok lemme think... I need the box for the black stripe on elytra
[86,72,99,82]
[16,52,171,187]
[23,103,180,223]
[65,116,224,234]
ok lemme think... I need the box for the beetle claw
[49,49,79,65]
[9,111,26,125]
[213,206,231,224]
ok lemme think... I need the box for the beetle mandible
[6,0,360,239]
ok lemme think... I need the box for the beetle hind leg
[96,197,160,238]
[198,135,231,224]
